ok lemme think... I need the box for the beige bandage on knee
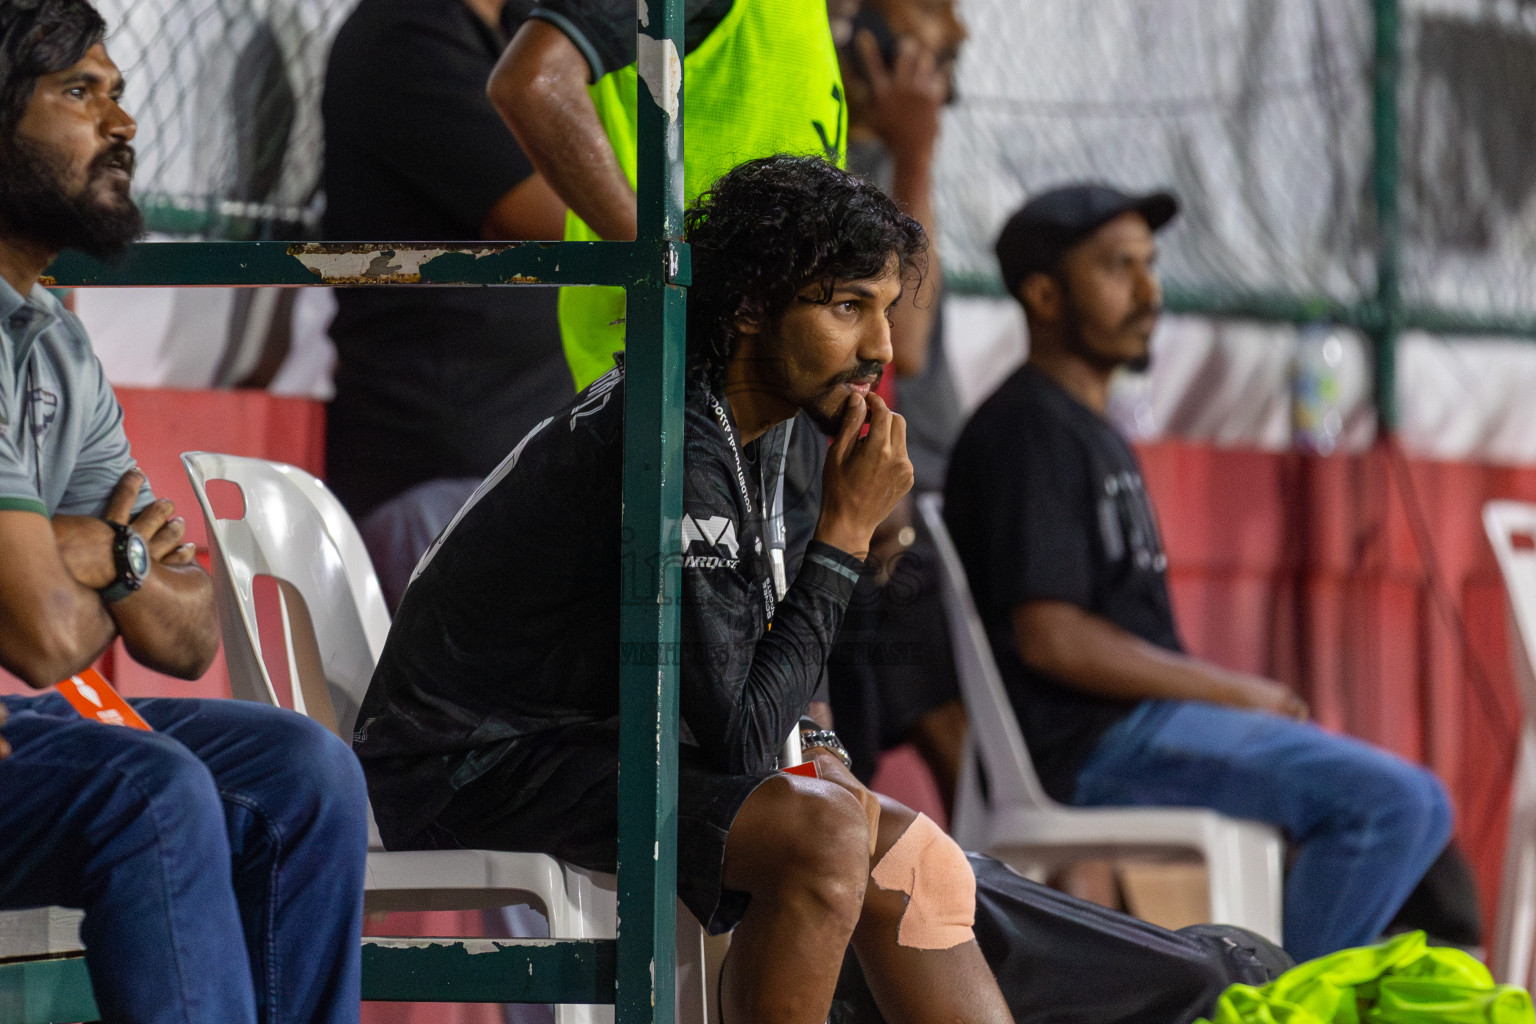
[869,813,976,950]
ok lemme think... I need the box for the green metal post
[0,956,97,1024]
[616,0,687,1018]
[1370,0,1402,433]
[360,939,615,1002]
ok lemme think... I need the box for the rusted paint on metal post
[46,240,660,288]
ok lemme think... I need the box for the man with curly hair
[355,155,1015,1024]
[0,1,369,1021]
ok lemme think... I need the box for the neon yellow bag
[1199,932,1533,1024]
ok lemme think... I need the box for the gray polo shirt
[0,277,151,519]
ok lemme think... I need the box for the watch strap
[99,577,135,604]
[99,519,143,604]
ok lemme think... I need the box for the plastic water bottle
[1108,366,1157,441]
[1293,323,1344,454]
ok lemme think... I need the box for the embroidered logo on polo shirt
[28,387,57,441]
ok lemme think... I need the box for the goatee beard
[0,135,143,262]
[1060,301,1156,374]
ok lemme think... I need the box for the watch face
[125,533,150,578]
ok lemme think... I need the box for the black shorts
[423,718,772,934]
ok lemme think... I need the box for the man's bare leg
[718,772,872,1023]
[812,754,1015,1024]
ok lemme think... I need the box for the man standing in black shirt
[321,0,574,606]
[356,156,1015,1024]
[945,184,1453,962]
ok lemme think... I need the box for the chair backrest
[916,493,1058,811]
[1483,500,1536,717]
[182,452,391,741]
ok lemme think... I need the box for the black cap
[994,184,1178,298]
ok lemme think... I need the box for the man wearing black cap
[944,184,1453,961]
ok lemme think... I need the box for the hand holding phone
[841,8,948,164]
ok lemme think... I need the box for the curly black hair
[0,0,105,144]
[683,154,928,386]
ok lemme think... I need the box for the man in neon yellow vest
[490,0,851,390]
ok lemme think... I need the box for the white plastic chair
[916,494,1285,944]
[181,451,715,1024]
[1481,500,1536,986]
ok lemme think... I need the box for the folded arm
[0,508,117,688]
[51,470,218,682]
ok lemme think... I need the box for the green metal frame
[44,240,689,288]
[0,957,98,1024]
[0,941,620,1024]
[1370,0,1403,432]
[0,2,687,1021]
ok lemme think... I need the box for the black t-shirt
[944,363,1182,801]
[321,0,574,518]
[526,0,734,81]
[354,367,864,847]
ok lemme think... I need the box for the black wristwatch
[99,519,149,604]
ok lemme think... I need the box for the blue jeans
[0,693,369,1024]
[1073,699,1452,963]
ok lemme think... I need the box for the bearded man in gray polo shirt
[0,3,369,1022]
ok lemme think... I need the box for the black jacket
[354,366,861,846]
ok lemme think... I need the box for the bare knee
[871,795,919,860]
[726,776,871,931]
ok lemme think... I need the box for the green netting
[95,0,1536,336]
[99,0,352,238]
[931,0,1536,339]
[1400,0,1536,323]
[934,0,1376,306]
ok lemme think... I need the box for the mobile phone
[842,5,900,77]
